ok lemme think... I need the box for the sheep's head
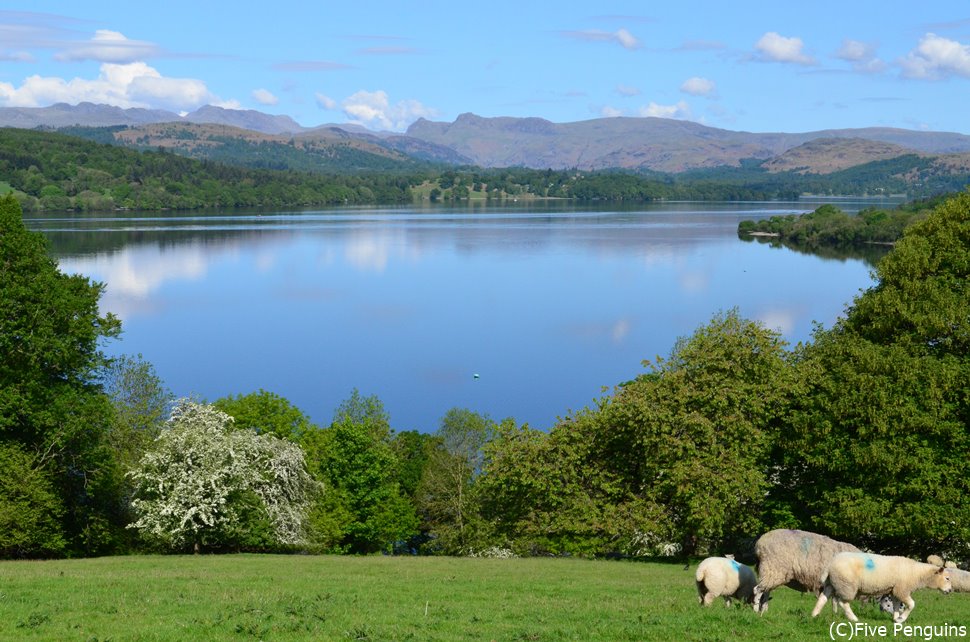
[932,568,953,594]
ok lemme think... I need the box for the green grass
[0,555,967,641]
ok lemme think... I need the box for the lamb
[812,552,952,624]
[695,556,758,607]
[751,528,861,614]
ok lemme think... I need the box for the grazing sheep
[812,552,952,624]
[752,529,860,614]
[926,555,969,591]
[945,567,970,592]
[695,556,758,607]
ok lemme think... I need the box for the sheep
[812,552,952,624]
[695,555,758,607]
[948,567,970,592]
[751,528,861,614]
[926,556,970,592]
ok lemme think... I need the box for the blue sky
[1,2,968,134]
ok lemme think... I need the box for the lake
[27,200,892,432]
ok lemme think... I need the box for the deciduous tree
[778,192,970,556]
[128,400,318,552]
[0,193,124,555]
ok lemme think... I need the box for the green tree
[591,309,795,553]
[214,389,315,442]
[778,192,970,556]
[0,193,124,556]
[300,390,418,553]
[101,354,172,473]
[305,418,418,553]
[477,417,625,556]
[416,408,496,553]
[0,443,66,558]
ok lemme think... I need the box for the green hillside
[0,127,421,211]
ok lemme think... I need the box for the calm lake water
[27,200,894,432]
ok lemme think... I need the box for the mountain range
[4,102,970,176]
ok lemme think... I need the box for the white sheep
[812,552,952,623]
[926,557,969,592]
[752,528,860,614]
[948,568,970,592]
[695,556,758,607]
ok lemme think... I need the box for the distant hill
[0,102,306,134]
[181,105,304,135]
[0,102,179,128]
[104,122,456,173]
[3,102,970,177]
[761,138,923,174]
[405,113,970,172]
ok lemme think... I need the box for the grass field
[1,555,967,641]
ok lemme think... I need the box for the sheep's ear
[936,567,947,575]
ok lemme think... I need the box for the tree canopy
[0,193,125,556]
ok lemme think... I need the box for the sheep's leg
[701,592,716,607]
[811,585,832,617]
[724,597,733,608]
[840,600,859,622]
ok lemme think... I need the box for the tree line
[1,190,968,560]
[4,128,969,213]
[737,197,956,248]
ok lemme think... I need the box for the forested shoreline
[2,127,967,213]
[737,196,954,248]
[2,189,967,561]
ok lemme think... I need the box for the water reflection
[29,203,884,431]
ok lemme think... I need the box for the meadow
[1,555,967,641]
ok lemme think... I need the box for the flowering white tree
[127,399,318,552]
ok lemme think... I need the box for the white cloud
[615,28,640,50]
[755,32,815,65]
[252,88,278,105]
[615,84,640,97]
[899,33,970,79]
[341,89,437,131]
[0,61,226,111]
[601,105,623,117]
[836,39,870,62]
[680,77,715,97]
[54,29,160,63]
[315,92,337,110]
[563,28,641,50]
[638,100,692,119]
[835,39,886,74]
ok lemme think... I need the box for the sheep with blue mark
[812,552,952,624]
[695,555,758,607]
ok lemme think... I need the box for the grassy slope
[1,555,966,641]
